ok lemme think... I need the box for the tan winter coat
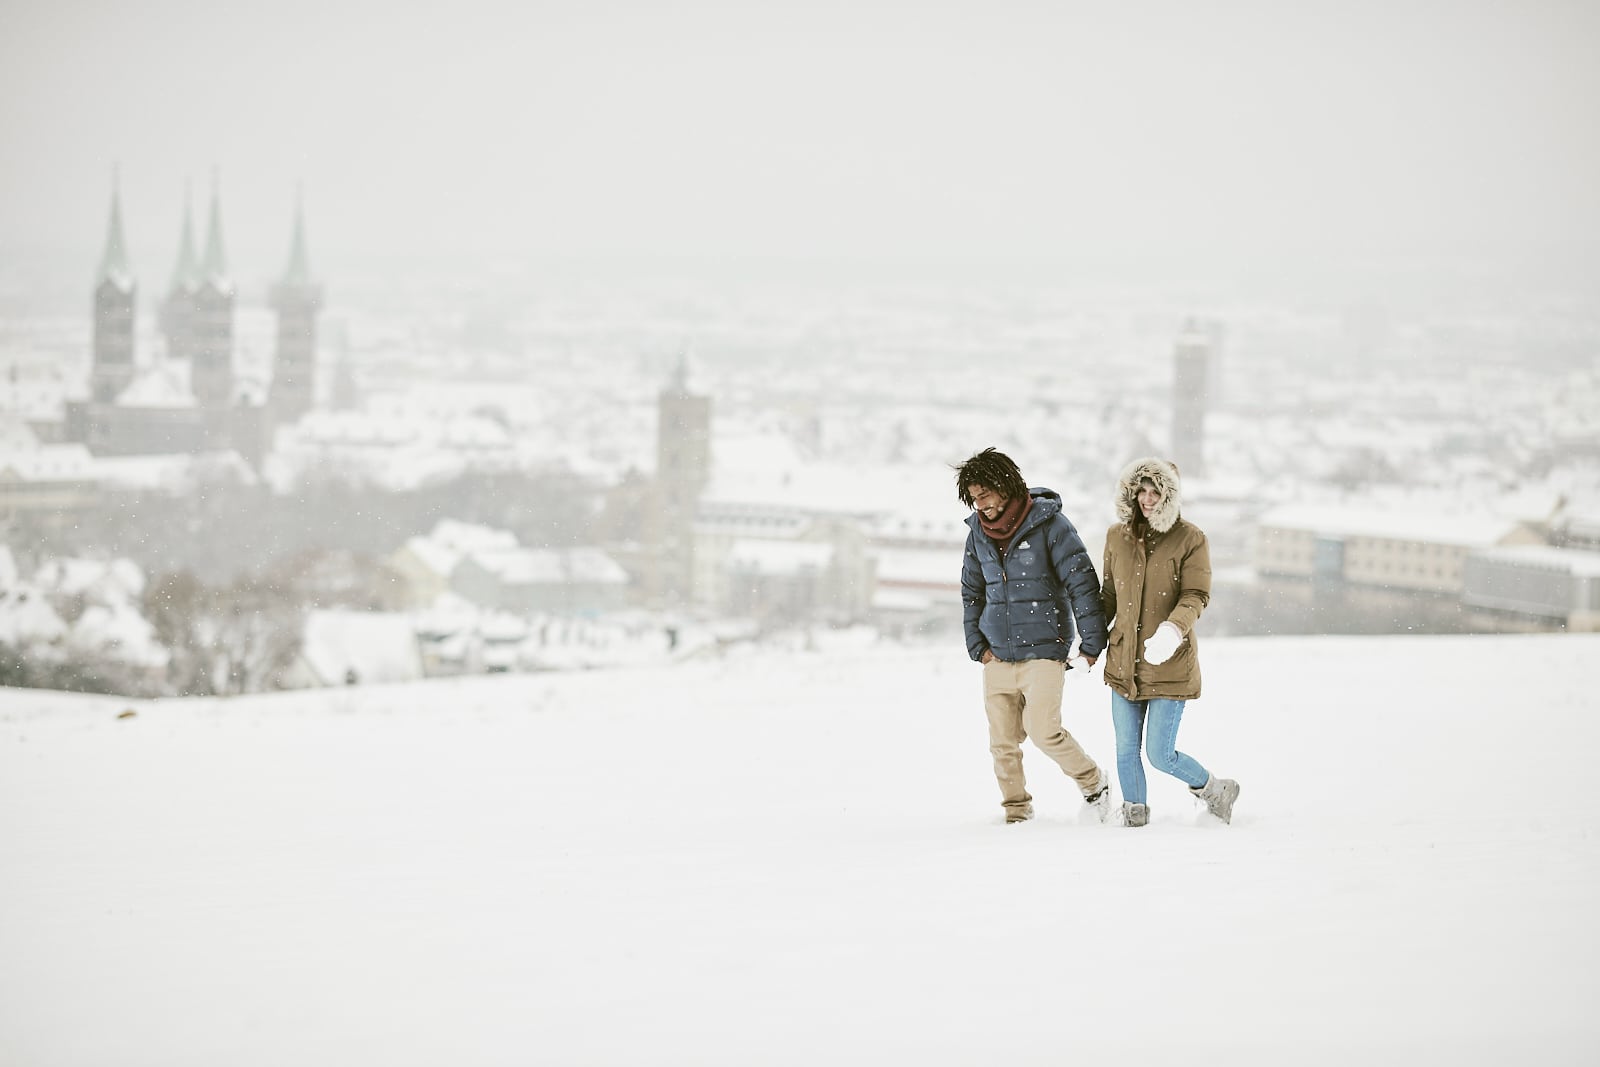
[1100,457,1211,701]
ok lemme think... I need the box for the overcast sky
[2,0,1596,294]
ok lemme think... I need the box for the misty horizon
[2,0,1597,311]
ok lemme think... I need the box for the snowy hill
[3,634,1598,1066]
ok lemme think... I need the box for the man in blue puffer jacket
[957,448,1111,824]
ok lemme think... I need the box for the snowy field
[3,633,1598,1066]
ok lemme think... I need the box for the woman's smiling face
[1137,479,1162,519]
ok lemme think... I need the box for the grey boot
[1191,775,1240,824]
[1120,802,1148,828]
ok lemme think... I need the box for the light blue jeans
[1111,692,1209,805]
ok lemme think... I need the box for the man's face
[969,484,1007,521]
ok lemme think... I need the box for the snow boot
[1083,773,1112,824]
[1004,802,1035,825]
[1120,802,1149,827]
[1191,775,1240,824]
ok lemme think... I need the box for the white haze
[1,0,1597,294]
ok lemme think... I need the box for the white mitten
[1142,621,1183,665]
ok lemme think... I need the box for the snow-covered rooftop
[90,451,256,493]
[398,536,463,579]
[1473,544,1600,578]
[703,447,958,524]
[0,586,67,644]
[428,520,518,555]
[728,538,834,576]
[299,609,425,686]
[871,546,959,587]
[0,444,95,482]
[471,546,629,586]
[1258,504,1526,548]
[116,363,195,409]
[34,557,144,601]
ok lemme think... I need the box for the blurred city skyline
[2,0,1597,307]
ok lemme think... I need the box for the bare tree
[145,573,304,696]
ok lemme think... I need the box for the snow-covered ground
[3,633,1597,1065]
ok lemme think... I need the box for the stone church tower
[650,355,712,604]
[1171,318,1211,477]
[269,192,322,425]
[189,177,235,412]
[161,185,201,366]
[91,176,137,404]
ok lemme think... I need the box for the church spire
[201,169,230,288]
[96,166,133,292]
[91,165,138,404]
[281,185,313,287]
[269,183,324,428]
[169,181,200,296]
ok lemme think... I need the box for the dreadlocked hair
[954,448,1028,507]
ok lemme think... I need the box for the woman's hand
[1142,621,1183,665]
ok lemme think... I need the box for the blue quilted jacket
[961,488,1108,663]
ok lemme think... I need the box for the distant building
[1171,319,1211,476]
[1463,546,1600,631]
[861,511,966,636]
[389,520,629,617]
[389,537,464,609]
[269,192,322,427]
[188,180,235,412]
[1552,507,1600,552]
[66,175,325,466]
[1256,504,1544,595]
[387,520,514,609]
[161,185,202,370]
[90,177,137,405]
[271,409,517,490]
[0,438,98,531]
[284,609,426,688]
[643,356,712,606]
[451,546,630,616]
[693,502,873,625]
[658,356,711,499]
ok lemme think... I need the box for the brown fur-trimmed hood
[1114,456,1183,533]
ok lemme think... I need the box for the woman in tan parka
[1100,457,1240,826]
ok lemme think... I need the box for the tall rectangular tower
[161,188,201,366]
[652,357,712,605]
[91,184,137,404]
[270,195,322,425]
[1171,319,1210,477]
[190,182,234,412]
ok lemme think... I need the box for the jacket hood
[1028,486,1062,512]
[1114,457,1182,533]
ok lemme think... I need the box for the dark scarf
[979,494,1033,555]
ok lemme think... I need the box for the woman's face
[1137,479,1162,519]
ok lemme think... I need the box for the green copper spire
[281,186,314,287]
[201,169,229,286]
[97,167,134,292]
[169,182,200,295]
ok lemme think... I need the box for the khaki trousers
[983,657,1102,813]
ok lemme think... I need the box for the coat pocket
[1145,634,1197,687]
